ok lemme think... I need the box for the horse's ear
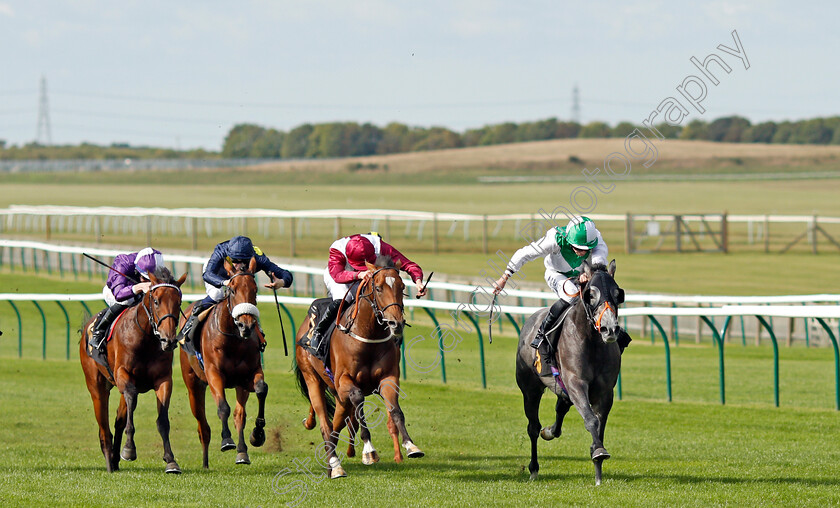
[148,271,159,285]
[608,259,616,277]
[224,259,234,276]
[581,259,592,278]
[394,259,403,270]
[365,261,375,271]
[176,273,187,287]
[248,256,257,274]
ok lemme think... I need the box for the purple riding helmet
[134,247,164,279]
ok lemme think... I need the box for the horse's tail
[292,356,335,420]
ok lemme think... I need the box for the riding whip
[270,276,289,356]
[416,271,434,298]
[488,293,497,344]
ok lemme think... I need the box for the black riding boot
[309,299,342,355]
[179,300,212,344]
[90,302,129,351]
[617,328,632,353]
[531,299,570,377]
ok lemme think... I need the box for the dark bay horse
[79,269,187,473]
[294,256,423,479]
[516,259,623,485]
[179,257,268,468]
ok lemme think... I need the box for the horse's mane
[589,263,608,273]
[374,255,396,268]
[153,266,176,283]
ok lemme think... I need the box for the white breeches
[324,271,354,302]
[102,286,136,307]
[544,270,580,303]
[203,261,227,302]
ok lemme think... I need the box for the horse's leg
[303,404,316,430]
[520,383,544,480]
[248,372,267,448]
[563,373,609,483]
[344,411,357,458]
[542,395,572,441]
[344,386,377,466]
[120,381,139,462]
[326,399,352,479]
[591,384,615,486]
[154,378,181,474]
[89,380,116,472]
[377,376,423,459]
[206,368,235,452]
[111,394,127,470]
[180,350,211,468]
[385,411,402,463]
[233,387,251,465]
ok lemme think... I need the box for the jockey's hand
[264,274,285,290]
[578,273,590,284]
[222,279,231,286]
[415,282,428,299]
[492,275,508,295]
[358,270,373,283]
[132,282,152,294]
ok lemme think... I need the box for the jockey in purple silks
[89,247,164,351]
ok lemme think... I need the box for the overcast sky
[1,1,837,150]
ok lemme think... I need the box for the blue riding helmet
[228,236,254,261]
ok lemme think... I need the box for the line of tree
[220,115,840,159]
[0,141,216,161]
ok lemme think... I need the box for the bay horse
[516,259,623,485]
[179,257,268,468]
[79,268,187,473]
[294,256,423,479]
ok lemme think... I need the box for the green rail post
[71,254,78,280]
[277,303,296,333]
[740,315,746,346]
[617,371,622,400]
[55,301,70,360]
[754,316,780,407]
[33,249,39,273]
[699,315,725,405]
[44,251,52,274]
[20,248,26,272]
[463,312,486,389]
[57,252,64,277]
[33,301,46,360]
[504,313,521,336]
[80,301,94,318]
[9,301,22,357]
[400,340,406,380]
[648,316,672,402]
[421,307,446,383]
[814,318,840,411]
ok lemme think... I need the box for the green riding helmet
[565,217,598,250]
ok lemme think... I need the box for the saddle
[179,305,215,371]
[299,298,340,366]
[85,307,130,382]
[534,297,578,374]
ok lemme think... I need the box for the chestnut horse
[79,269,187,473]
[294,256,423,479]
[179,257,268,468]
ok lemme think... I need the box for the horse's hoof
[329,466,347,479]
[405,444,424,459]
[529,471,539,481]
[591,448,610,461]
[235,452,251,465]
[362,450,380,466]
[540,427,555,441]
[165,462,182,474]
[220,438,236,452]
[120,447,136,461]
[250,428,266,447]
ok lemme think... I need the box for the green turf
[2,271,840,506]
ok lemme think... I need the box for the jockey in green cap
[494,216,629,377]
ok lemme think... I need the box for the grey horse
[515,259,625,485]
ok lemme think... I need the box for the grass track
[1,275,840,506]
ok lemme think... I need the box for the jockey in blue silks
[178,236,293,346]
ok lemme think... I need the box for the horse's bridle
[135,283,182,340]
[358,267,405,326]
[217,271,260,338]
[579,274,617,331]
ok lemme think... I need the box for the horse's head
[224,257,260,341]
[364,256,406,341]
[145,269,188,351]
[580,259,624,344]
